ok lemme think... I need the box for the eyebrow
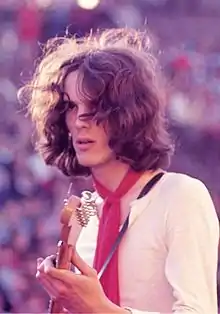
[63,98,77,106]
[61,91,77,105]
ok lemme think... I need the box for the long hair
[19,28,174,177]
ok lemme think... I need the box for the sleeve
[124,178,219,314]
[165,178,219,314]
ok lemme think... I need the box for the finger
[39,256,75,287]
[36,270,66,299]
[71,250,97,277]
[43,253,95,284]
[37,255,55,273]
[45,267,73,284]
[36,271,57,298]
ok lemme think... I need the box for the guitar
[48,184,97,314]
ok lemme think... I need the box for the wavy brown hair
[19,28,174,177]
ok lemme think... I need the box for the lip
[76,137,94,143]
[75,138,95,151]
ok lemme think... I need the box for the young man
[21,28,219,313]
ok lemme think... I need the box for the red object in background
[172,55,191,71]
[17,3,41,42]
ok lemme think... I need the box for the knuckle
[57,286,67,299]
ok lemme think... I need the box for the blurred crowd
[0,0,220,312]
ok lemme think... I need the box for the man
[20,28,219,313]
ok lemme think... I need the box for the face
[64,71,114,169]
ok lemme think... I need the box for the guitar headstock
[60,184,98,246]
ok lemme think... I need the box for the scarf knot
[105,195,120,205]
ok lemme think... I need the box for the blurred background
[0,0,220,312]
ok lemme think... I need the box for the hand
[36,251,122,313]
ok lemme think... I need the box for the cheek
[96,122,109,140]
[99,135,112,155]
[96,127,109,146]
[65,111,75,130]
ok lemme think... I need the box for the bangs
[62,52,119,122]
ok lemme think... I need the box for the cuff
[124,307,159,314]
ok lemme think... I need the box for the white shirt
[76,172,219,313]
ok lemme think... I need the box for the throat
[91,161,130,192]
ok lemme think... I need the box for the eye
[63,100,77,112]
[68,101,77,110]
[79,111,96,120]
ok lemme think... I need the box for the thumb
[71,251,97,277]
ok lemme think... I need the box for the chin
[77,155,112,169]
[76,149,114,168]
[77,157,100,168]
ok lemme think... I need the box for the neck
[91,160,130,192]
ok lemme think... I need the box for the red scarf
[93,169,143,305]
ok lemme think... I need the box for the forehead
[63,71,80,102]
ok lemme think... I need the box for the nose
[66,107,91,130]
[75,113,91,129]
